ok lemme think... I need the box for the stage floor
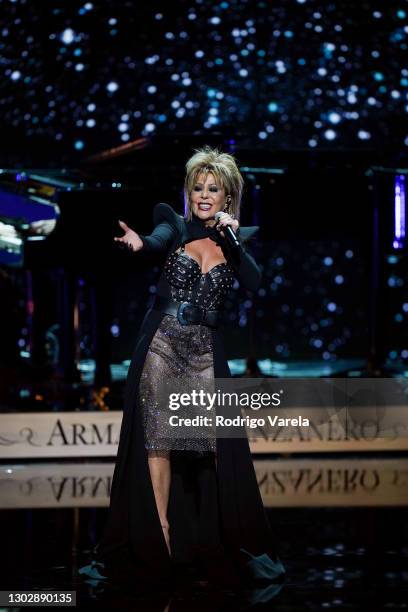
[1,455,407,610]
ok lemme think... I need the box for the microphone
[214,211,241,250]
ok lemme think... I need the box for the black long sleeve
[139,221,176,253]
[223,232,262,292]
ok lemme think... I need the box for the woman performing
[80,147,284,588]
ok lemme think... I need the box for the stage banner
[1,379,408,457]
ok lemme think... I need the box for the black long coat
[93,203,283,586]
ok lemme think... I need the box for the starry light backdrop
[1,0,407,374]
[1,0,407,157]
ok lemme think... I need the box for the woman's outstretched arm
[138,222,177,253]
[114,203,179,254]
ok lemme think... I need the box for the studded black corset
[163,243,235,310]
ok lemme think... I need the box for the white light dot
[147,85,157,94]
[328,112,341,124]
[106,81,119,92]
[61,28,75,45]
[118,122,128,132]
[10,70,21,81]
[145,122,156,132]
[324,129,337,141]
[87,103,96,111]
[86,118,95,127]
[358,130,371,140]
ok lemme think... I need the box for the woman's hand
[215,212,239,237]
[114,220,143,252]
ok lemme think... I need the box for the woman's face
[190,172,226,221]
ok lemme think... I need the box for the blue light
[107,81,119,93]
[393,175,406,249]
[373,72,384,82]
[110,324,120,337]
[335,275,344,284]
[327,302,337,312]
[397,10,406,19]
[74,140,84,150]
[395,314,403,322]
[268,102,278,112]
[207,88,216,98]
[345,250,354,258]
[323,256,333,266]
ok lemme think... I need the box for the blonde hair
[183,146,244,221]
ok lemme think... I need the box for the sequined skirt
[138,314,216,452]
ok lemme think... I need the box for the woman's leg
[147,450,171,555]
